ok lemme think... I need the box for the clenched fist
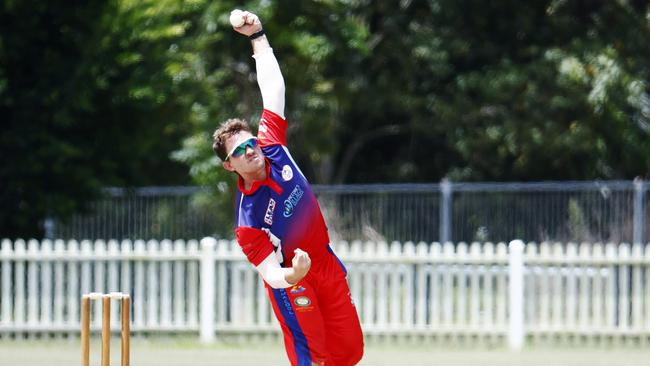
[231,10,263,37]
[292,249,311,275]
[285,248,311,285]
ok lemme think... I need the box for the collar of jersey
[237,158,283,195]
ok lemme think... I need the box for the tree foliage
[1,0,650,238]
[0,0,205,237]
[176,0,650,185]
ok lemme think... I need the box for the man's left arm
[236,226,311,288]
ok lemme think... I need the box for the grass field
[1,338,650,366]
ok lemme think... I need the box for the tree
[3,1,649,239]
[0,0,207,238]
[176,1,650,188]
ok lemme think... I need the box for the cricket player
[211,10,364,366]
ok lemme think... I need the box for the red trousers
[267,250,364,366]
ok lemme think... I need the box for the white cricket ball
[229,9,245,28]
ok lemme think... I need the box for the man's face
[222,131,265,175]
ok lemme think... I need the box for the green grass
[1,338,650,366]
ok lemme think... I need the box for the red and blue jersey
[233,110,362,366]
[234,110,331,268]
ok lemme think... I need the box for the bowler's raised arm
[231,11,286,118]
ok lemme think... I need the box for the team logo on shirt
[264,198,276,225]
[281,165,293,181]
[294,296,311,307]
[283,185,304,218]
[258,118,268,133]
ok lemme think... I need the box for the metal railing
[50,180,648,244]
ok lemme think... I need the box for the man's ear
[223,160,235,172]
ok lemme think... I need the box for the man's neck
[241,166,268,190]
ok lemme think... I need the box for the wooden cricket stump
[81,292,131,366]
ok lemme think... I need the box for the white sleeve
[255,251,293,289]
[253,48,285,119]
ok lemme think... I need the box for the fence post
[44,217,56,239]
[633,178,645,245]
[508,240,524,351]
[1,240,12,327]
[440,179,452,243]
[200,237,216,344]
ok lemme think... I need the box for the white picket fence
[1,238,650,347]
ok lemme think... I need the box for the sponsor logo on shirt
[264,198,275,225]
[281,165,293,181]
[289,285,306,294]
[283,185,304,218]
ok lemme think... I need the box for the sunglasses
[225,137,258,161]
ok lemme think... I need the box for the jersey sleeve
[235,226,275,266]
[257,109,287,147]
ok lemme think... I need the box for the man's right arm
[253,40,285,119]
[232,11,286,119]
